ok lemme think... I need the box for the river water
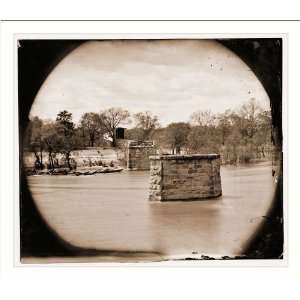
[27,162,276,262]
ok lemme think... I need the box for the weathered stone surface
[149,154,222,201]
[127,141,157,170]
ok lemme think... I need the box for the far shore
[25,165,124,176]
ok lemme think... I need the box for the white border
[3,22,297,283]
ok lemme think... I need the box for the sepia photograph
[18,37,283,264]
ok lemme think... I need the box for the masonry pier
[127,141,156,171]
[149,154,222,201]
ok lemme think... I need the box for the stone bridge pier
[127,141,156,171]
[149,154,222,201]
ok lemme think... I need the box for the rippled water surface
[27,162,275,261]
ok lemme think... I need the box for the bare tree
[42,121,63,170]
[190,110,216,127]
[133,111,160,141]
[216,109,233,145]
[26,116,44,169]
[99,107,130,147]
[164,122,191,154]
[254,110,272,157]
[239,98,263,139]
[79,112,102,147]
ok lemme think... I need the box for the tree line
[24,98,273,170]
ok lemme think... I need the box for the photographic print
[18,37,283,263]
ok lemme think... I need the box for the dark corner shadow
[21,172,162,260]
[243,171,283,259]
[219,39,283,259]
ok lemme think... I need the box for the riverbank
[24,147,125,176]
[26,165,123,176]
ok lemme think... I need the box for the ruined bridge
[125,141,222,202]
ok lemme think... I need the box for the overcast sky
[30,39,270,127]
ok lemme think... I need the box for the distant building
[115,127,125,139]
